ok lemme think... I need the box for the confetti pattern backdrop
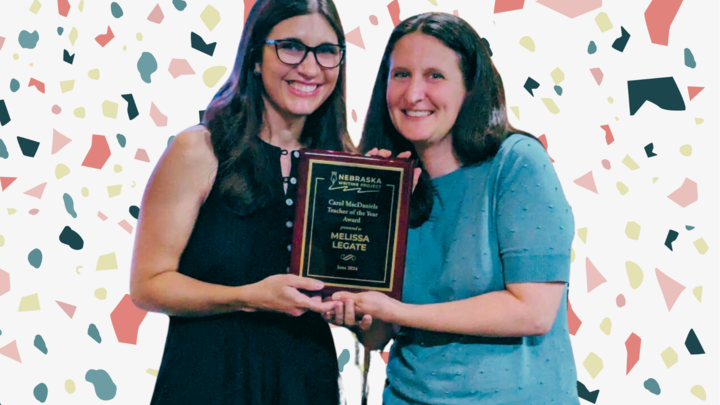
[0,0,718,404]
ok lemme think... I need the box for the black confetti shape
[0,100,10,126]
[577,381,599,403]
[644,143,657,157]
[664,229,679,251]
[191,32,217,56]
[59,226,84,250]
[628,77,686,116]
[17,137,40,157]
[524,77,540,97]
[612,27,631,52]
[121,94,139,120]
[129,206,140,219]
[63,49,75,64]
[685,329,704,355]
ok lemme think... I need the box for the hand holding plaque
[289,149,413,300]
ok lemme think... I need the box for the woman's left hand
[321,296,373,330]
[366,148,422,193]
[331,291,402,324]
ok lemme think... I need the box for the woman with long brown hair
[130,0,352,403]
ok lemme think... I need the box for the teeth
[290,82,318,93]
[406,110,432,117]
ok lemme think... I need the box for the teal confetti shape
[337,348,350,372]
[137,52,158,84]
[88,324,102,343]
[173,0,187,11]
[0,138,8,159]
[588,41,597,54]
[63,193,77,218]
[34,335,48,354]
[554,85,563,96]
[10,79,20,92]
[34,383,48,402]
[28,248,43,268]
[19,30,40,49]
[57,27,64,35]
[167,135,175,147]
[644,378,661,395]
[111,2,123,18]
[116,134,126,148]
[85,369,117,400]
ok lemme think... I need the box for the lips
[286,81,321,97]
[403,110,434,118]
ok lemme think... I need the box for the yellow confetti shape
[541,98,560,114]
[510,106,520,120]
[595,12,613,32]
[550,68,564,85]
[203,66,228,88]
[625,222,641,240]
[107,184,122,197]
[615,117,619,121]
[693,286,702,302]
[427,0,438,5]
[74,107,85,118]
[19,293,41,312]
[570,247,575,263]
[0,235,4,247]
[136,33,143,41]
[695,118,704,125]
[607,97,614,104]
[60,80,75,93]
[8,208,17,215]
[616,182,629,195]
[95,288,107,300]
[81,187,89,197]
[577,228,587,244]
[123,45,127,51]
[13,53,20,60]
[78,0,84,12]
[200,5,221,31]
[147,368,159,377]
[360,362,366,373]
[694,238,708,255]
[65,379,76,394]
[30,63,34,67]
[599,318,612,335]
[88,69,100,80]
[625,261,643,289]
[69,27,78,46]
[622,155,639,170]
[652,177,659,183]
[519,36,535,52]
[583,352,603,379]
[102,101,119,119]
[679,144,692,156]
[114,164,123,173]
[96,253,118,271]
[690,385,706,401]
[55,164,71,179]
[30,0,42,14]
[661,347,677,368]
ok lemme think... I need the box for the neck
[259,96,306,150]
[414,135,461,178]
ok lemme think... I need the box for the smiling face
[257,13,341,118]
[386,33,466,150]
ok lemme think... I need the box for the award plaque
[289,149,413,300]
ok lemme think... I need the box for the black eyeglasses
[265,39,345,68]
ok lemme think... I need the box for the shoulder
[155,125,218,200]
[494,133,550,170]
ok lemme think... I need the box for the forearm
[390,289,547,337]
[131,271,257,317]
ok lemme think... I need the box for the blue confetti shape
[19,30,40,49]
[28,249,43,268]
[85,369,117,400]
[33,383,48,402]
[34,335,48,354]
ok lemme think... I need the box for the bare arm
[130,126,335,317]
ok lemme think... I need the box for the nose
[296,51,321,77]
[404,77,426,105]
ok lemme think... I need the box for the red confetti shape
[244,0,256,24]
[95,27,115,47]
[56,300,77,318]
[600,125,614,145]
[110,294,148,345]
[537,134,555,162]
[1,177,17,191]
[81,135,111,169]
[387,0,401,27]
[567,299,582,335]
[625,333,641,374]
[58,0,70,17]
[687,86,704,101]
[494,0,525,13]
[28,78,45,94]
[380,351,390,364]
[644,0,683,46]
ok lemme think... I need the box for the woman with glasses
[332,12,580,404]
[130,0,351,403]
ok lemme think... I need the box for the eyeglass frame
[263,39,346,68]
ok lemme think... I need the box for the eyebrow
[269,37,341,47]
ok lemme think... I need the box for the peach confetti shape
[586,258,607,292]
[656,268,685,311]
[52,129,72,154]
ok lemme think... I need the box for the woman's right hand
[249,274,339,317]
[366,148,422,192]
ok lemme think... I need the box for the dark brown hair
[202,0,354,214]
[359,12,537,227]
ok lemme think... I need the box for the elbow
[130,278,157,313]
[529,314,555,336]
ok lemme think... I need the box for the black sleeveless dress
[150,140,340,404]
